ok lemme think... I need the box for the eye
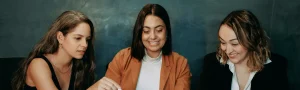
[143,29,150,34]
[232,43,239,46]
[75,37,81,40]
[220,42,226,45]
[156,29,163,32]
[231,41,239,46]
[86,38,91,42]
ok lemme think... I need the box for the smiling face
[142,15,167,56]
[58,22,91,59]
[219,24,249,64]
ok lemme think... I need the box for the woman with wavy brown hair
[200,10,289,90]
[12,10,96,90]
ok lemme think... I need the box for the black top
[24,55,75,90]
[199,52,289,90]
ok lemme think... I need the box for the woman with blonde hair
[200,10,289,90]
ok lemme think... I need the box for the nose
[225,44,233,54]
[149,30,157,40]
[81,40,88,48]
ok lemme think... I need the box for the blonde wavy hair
[217,10,270,72]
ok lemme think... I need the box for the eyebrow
[73,34,91,38]
[219,37,238,42]
[229,39,238,41]
[143,25,164,29]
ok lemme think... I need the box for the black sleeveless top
[24,55,75,90]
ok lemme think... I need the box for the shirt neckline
[142,50,162,63]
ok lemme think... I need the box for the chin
[229,59,240,64]
[73,56,83,59]
[146,47,161,52]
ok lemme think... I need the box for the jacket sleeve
[199,52,218,90]
[105,49,125,84]
[274,55,289,90]
[175,56,192,90]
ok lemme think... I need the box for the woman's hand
[88,77,122,90]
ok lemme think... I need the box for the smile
[228,53,237,58]
[149,41,159,46]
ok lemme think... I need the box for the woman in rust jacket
[89,4,191,90]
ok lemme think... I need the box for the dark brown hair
[131,4,172,60]
[217,10,270,71]
[11,10,95,90]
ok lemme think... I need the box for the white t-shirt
[136,51,163,90]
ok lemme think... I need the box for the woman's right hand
[88,77,122,90]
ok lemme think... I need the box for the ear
[57,31,65,44]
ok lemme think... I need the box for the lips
[149,41,159,46]
[77,50,86,54]
[228,53,237,58]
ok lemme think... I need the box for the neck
[234,57,250,72]
[46,49,73,68]
[145,49,161,58]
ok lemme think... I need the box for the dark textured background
[0,0,299,89]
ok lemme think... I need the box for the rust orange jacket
[105,48,191,90]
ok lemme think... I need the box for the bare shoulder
[28,58,51,73]
[27,58,52,81]
[27,58,57,89]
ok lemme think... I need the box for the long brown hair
[131,4,172,60]
[217,10,270,71]
[11,10,96,90]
